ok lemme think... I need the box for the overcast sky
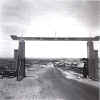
[0,0,100,58]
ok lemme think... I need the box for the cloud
[0,0,100,58]
[74,1,100,31]
[0,0,100,35]
[0,0,39,35]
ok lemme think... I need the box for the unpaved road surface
[0,65,99,100]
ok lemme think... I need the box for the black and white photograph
[0,0,100,100]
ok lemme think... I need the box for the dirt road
[0,66,99,100]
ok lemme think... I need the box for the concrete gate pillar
[17,39,25,81]
[14,49,18,72]
[94,50,99,80]
[14,49,18,60]
[87,41,94,79]
[87,41,99,80]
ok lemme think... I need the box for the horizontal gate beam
[11,35,100,41]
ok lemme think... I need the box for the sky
[0,0,100,58]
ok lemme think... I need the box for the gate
[11,35,100,81]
